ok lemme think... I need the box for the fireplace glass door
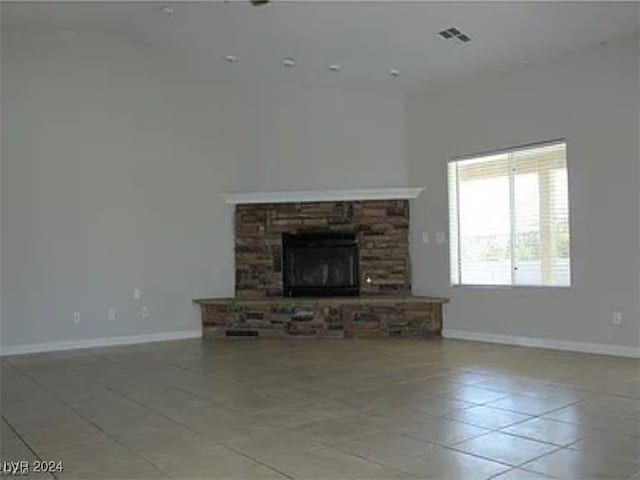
[283,233,359,297]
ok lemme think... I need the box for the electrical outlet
[133,289,141,300]
[107,308,116,321]
[436,232,446,244]
[421,232,430,244]
[73,312,80,324]
[141,307,149,318]
[612,312,622,325]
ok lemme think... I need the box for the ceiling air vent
[438,27,472,43]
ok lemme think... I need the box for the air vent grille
[439,27,472,43]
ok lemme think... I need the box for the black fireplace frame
[282,232,360,297]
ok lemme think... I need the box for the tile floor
[1,338,639,479]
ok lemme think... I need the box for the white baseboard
[4,328,637,358]
[443,329,640,358]
[0,330,202,356]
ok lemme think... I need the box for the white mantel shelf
[222,187,424,205]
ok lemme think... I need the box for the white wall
[235,85,407,192]
[0,29,408,349]
[407,35,640,351]
[1,30,242,348]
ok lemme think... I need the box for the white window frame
[448,139,572,289]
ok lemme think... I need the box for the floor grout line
[96,382,295,479]
[2,359,174,480]
[315,442,424,479]
[0,415,57,480]
[443,434,566,473]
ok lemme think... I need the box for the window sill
[450,284,572,291]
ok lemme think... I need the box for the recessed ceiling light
[388,69,400,77]
[282,57,296,67]
[328,64,341,72]
[225,55,238,63]
[161,6,173,15]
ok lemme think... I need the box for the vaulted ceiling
[2,1,639,93]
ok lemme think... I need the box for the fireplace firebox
[282,232,359,297]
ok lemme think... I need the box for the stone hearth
[195,296,446,338]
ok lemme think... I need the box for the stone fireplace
[235,200,411,297]
[194,189,448,339]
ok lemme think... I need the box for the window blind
[449,141,571,287]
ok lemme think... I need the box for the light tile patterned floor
[1,338,639,479]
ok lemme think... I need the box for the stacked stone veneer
[200,298,444,339]
[235,200,411,296]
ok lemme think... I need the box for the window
[448,141,571,287]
